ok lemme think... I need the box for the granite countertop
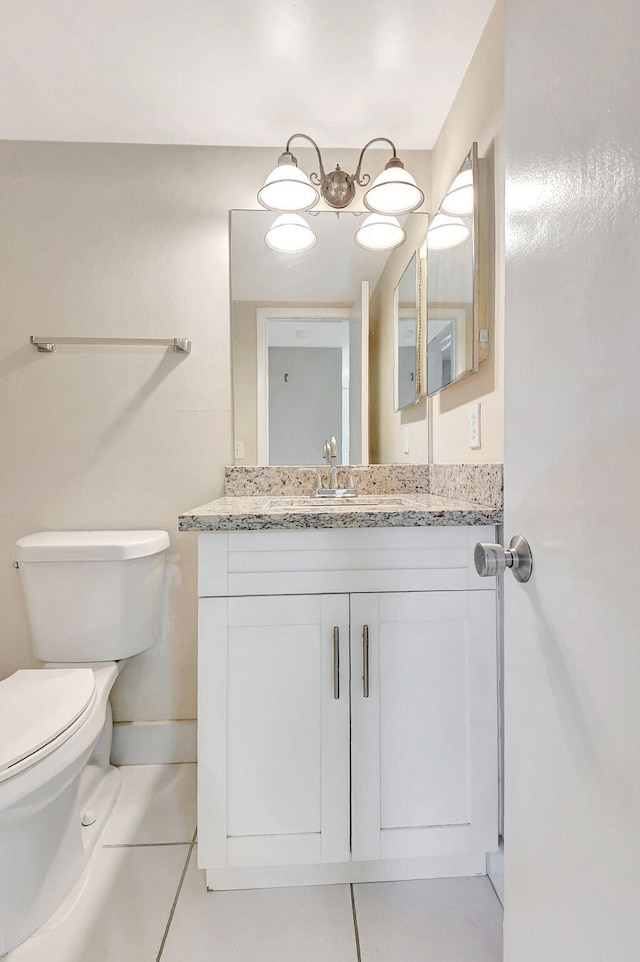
[178,493,503,532]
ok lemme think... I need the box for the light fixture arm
[284,133,327,187]
[352,137,398,187]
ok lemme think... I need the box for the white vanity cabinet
[197,526,499,890]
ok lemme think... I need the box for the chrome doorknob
[474,534,533,583]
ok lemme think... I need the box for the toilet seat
[0,669,96,782]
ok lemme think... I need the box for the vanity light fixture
[440,163,474,217]
[265,213,317,253]
[257,134,424,215]
[355,214,407,252]
[427,213,471,251]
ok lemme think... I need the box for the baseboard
[111,720,197,765]
[204,852,487,891]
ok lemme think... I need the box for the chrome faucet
[314,436,356,498]
[299,438,358,498]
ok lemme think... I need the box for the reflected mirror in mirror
[395,251,421,410]
[426,143,479,396]
[230,209,428,466]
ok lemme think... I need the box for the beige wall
[0,142,282,722]
[0,77,501,720]
[0,142,430,724]
[429,0,505,463]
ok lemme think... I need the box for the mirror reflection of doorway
[257,308,364,466]
[268,321,347,466]
[268,345,343,465]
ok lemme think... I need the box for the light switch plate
[234,440,245,459]
[402,425,410,454]
[469,403,481,449]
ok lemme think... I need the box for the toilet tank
[13,531,170,662]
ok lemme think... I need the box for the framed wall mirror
[230,209,428,466]
[426,143,480,396]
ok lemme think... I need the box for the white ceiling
[0,0,495,148]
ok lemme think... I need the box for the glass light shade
[364,167,424,215]
[440,167,474,216]
[257,164,319,212]
[355,214,406,252]
[427,213,471,251]
[265,213,316,253]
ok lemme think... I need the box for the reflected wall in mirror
[426,143,480,396]
[230,210,427,466]
[394,247,426,411]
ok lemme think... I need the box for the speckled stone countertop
[178,492,502,532]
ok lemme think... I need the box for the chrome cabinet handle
[474,534,533,583]
[362,625,370,698]
[333,626,340,699]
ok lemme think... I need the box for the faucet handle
[346,465,369,493]
[299,468,322,495]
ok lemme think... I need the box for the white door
[350,591,498,862]
[503,1,640,958]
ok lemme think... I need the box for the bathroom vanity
[180,475,502,891]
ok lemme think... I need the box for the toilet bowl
[0,530,169,956]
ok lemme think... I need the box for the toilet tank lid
[14,530,170,562]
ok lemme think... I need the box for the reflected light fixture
[265,213,316,253]
[427,213,471,251]
[258,134,424,215]
[355,214,406,252]
[440,163,474,217]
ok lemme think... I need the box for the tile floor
[6,763,503,962]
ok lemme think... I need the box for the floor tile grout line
[156,827,198,962]
[350,883,362,962]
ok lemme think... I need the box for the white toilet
[0,529,170,956]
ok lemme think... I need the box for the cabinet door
[198,594,350,871]
[350,590,498,862]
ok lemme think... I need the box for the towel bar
[30,336,191,354]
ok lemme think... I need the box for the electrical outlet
[469,403,481,449]
[234,440,245,459]
[402,425,410,455]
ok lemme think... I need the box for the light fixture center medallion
[321,165,354,209]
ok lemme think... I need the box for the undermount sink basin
[263,496,414,509]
